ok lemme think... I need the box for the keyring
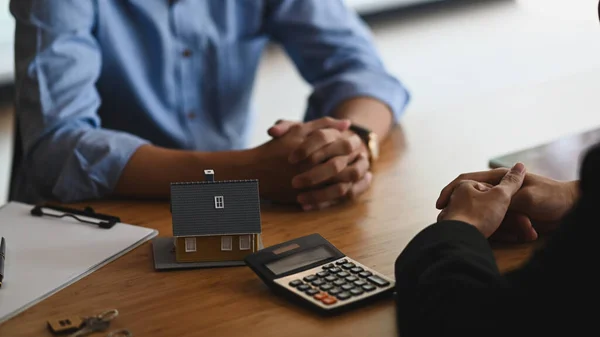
[97,309,119,322]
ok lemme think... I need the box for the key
[70,317,111,337]
[70,309,119,337]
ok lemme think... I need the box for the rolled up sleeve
[11,0,149,203]
[265,0,410,122]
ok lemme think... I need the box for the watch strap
[348,124,371,143]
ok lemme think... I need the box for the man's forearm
[114,144,257,198]
[332,96,394,143]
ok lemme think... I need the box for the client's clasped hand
[436,163,527,239]
[436,164,579,242]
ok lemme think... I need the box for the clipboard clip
[30,204,121,229]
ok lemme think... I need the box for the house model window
[214,196,224,209]
[221,236,232,251]
[239,235,251,250]
[185,237,197,252]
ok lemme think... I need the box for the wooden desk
[3,68,600,336]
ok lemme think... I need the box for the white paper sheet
[0,202,158,324]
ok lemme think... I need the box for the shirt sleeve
[10,0,149,203]
[264,0,410,122]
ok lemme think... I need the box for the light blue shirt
[10,0,410,203]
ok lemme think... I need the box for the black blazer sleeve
[394,144,600,337]
[394,221,518,337]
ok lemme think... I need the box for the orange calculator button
[322,297,338,305]
[314,293,327,301]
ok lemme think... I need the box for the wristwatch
[349,124,379,164]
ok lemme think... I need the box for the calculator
[244,233,395,314]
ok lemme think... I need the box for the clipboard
[0,202,158,325]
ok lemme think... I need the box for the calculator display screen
[265,246,335,275]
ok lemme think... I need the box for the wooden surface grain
[3,67,600,336]
[0,129,536,337]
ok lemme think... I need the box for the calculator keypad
[275,257,395,310]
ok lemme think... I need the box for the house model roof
[170,179,262,237]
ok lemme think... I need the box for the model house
[170,170,262,263]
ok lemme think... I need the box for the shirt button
[187,112,196,120]
[182,49,192,58]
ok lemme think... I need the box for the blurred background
[1,0,599,205]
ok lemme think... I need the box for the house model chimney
[204,169,215,182]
